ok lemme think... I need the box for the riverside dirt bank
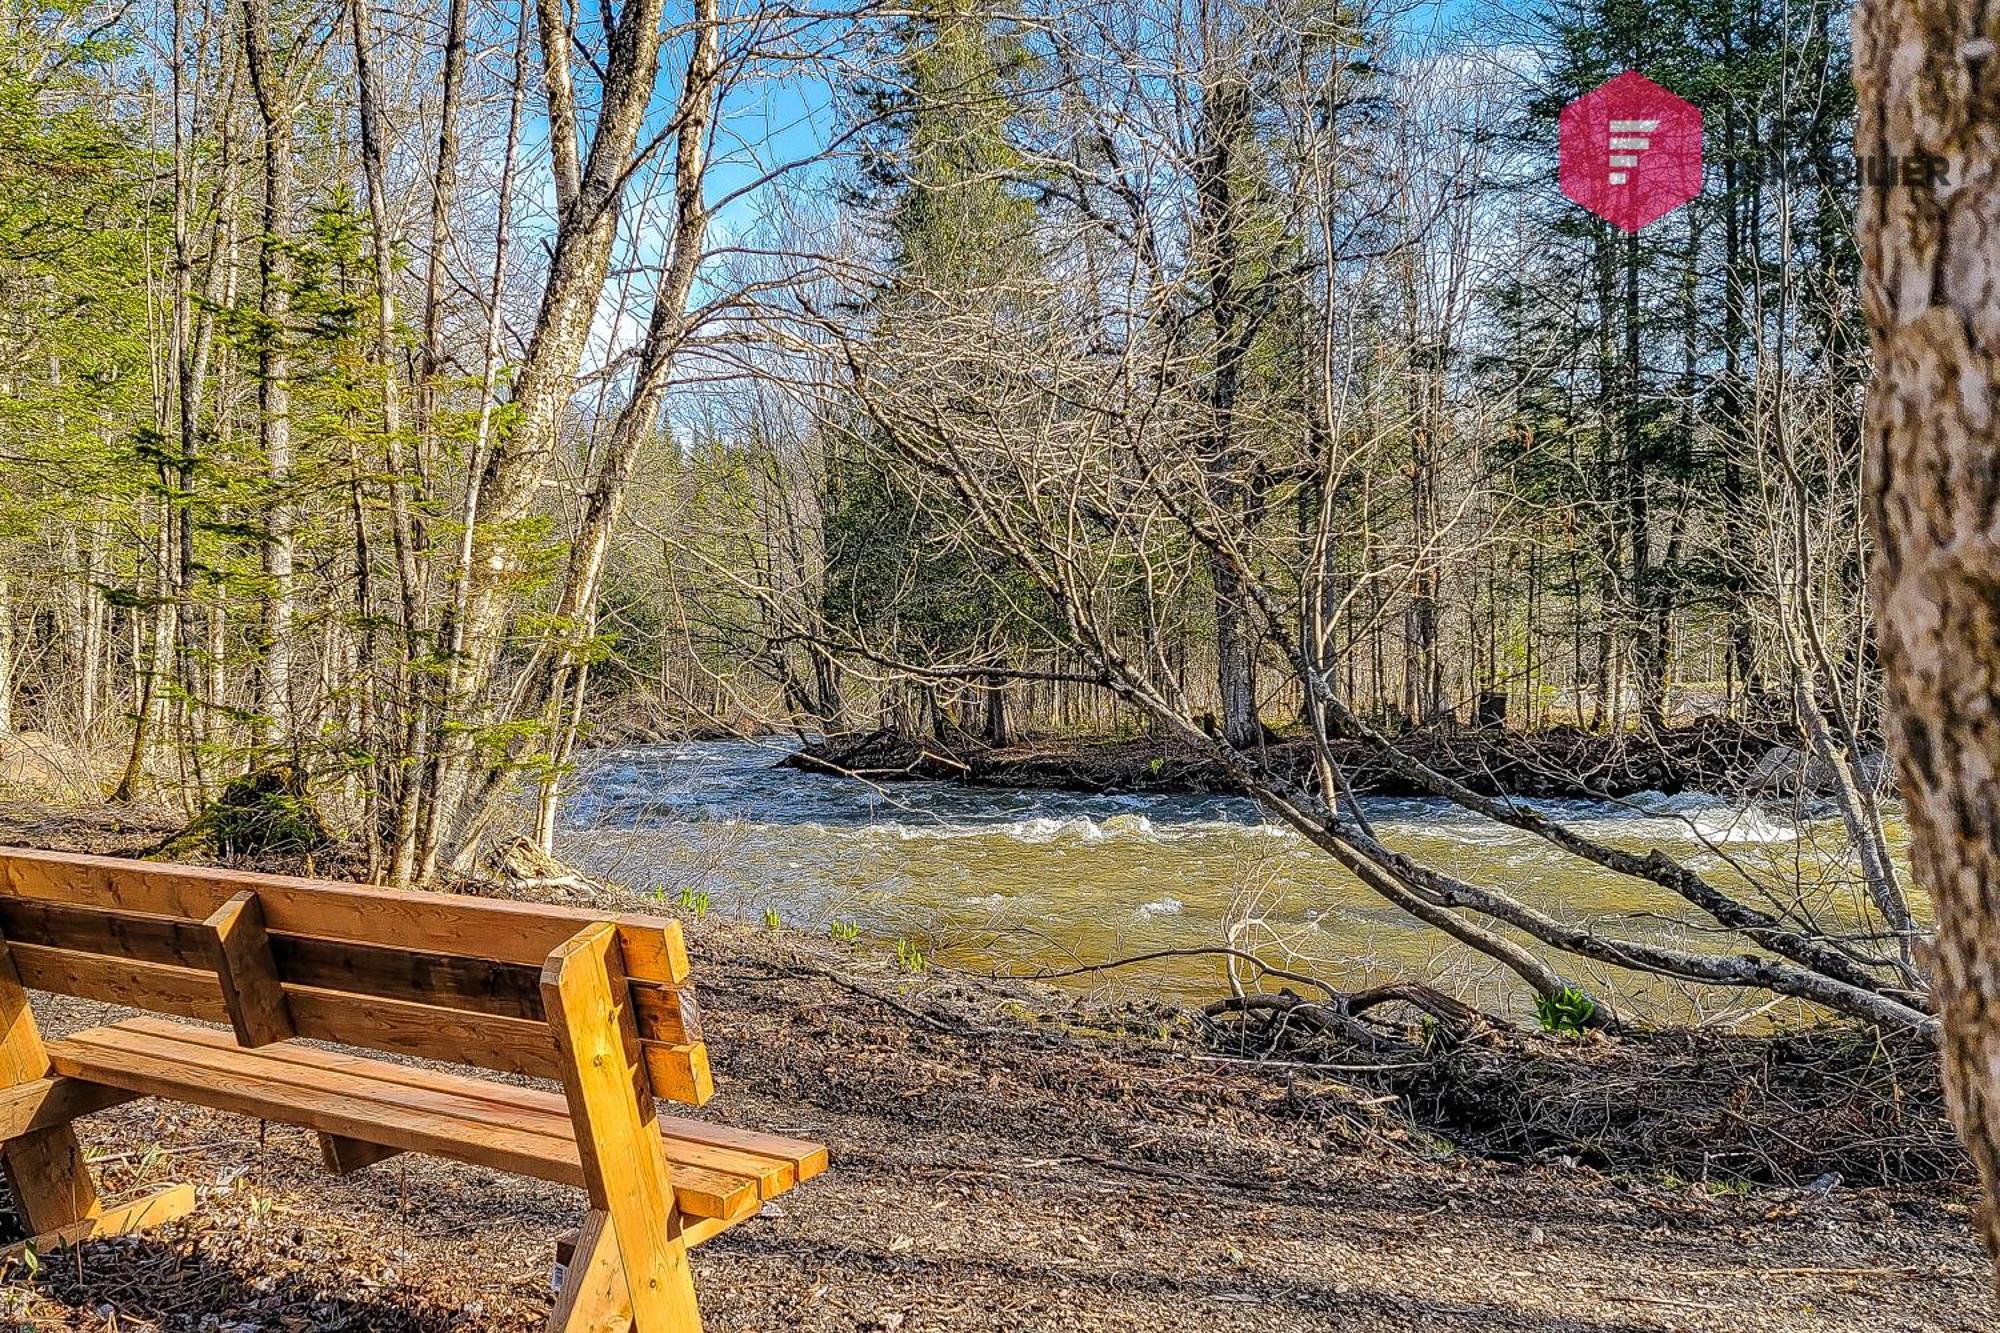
[778,717,1818,801]
[0,804,1992,1320]
[0,805,1985,1331]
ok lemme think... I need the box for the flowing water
[556,739,1907,1023]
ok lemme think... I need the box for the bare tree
[415,0,687,875]
[755,0,1935,1034]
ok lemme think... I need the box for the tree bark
[419,0,468,456]
[1855,0,2000,1280]
[348,0,428,878]
[0,574,13,733]
[1194,71,1260,750]
[241,0,295,752]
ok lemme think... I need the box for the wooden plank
[206,892,295,1047]
[646,924,692,987]
[0,847,689,983]
[270,935,548,1020]
[0,940,52,1090]
[0,898,206,970]
[640,1039,712,1108]
[676,1215,731,1250]
[3,947,700,1093]
[0,898,583,1026]
[290,983,706,1106]
[548,1209,634,1333]
[7,952,574,1086]
[0,1076,139,1142]
[46,1025,758,1220]
[543,923,702,1332]
[0,1183,196,1263]
[117,1022,763,1189]
[6,943,231,1022]
[49,1026,587,1187]
[90,1024,576,1155]
[118,1019,811,1191]
[284,985,562,1079]
[578,1214,747,1255]
[631,983,702,1045]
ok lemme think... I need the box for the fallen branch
[1005,946,1341,1001]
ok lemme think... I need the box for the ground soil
[781,716,1797,801]
[0,804,1988,1332]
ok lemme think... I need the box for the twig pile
[1203,990,1962,1187]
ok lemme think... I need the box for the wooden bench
[0,846,825,1331]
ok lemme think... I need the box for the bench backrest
[0,847,712,1104]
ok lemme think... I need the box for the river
[556,738,1904,1023]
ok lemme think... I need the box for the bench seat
[44,1017,825,1233]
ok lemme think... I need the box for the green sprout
[1534,986,1598,1035]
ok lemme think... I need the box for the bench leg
[319,1132,401,1176]
[3,1124,99,1234]
[3,1124,197,1260]
[550,1210,633,1333]
[544,925,702,1333]
[0,940,194,1258]
[550,1211,701,1333]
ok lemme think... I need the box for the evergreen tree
[0,2,153,736]
[827,0,1048,742]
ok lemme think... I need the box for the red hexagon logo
[1559,72,1703,233]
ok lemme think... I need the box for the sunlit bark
[1855,0,2000,1277]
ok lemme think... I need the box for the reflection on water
[556,739,1909,1023]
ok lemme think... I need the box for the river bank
[0,805,1983,1329]
[7,936,1987,1333]
[779,716,1822,801]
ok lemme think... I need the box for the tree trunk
[348,0,427,878]
[981,669,1008,747]
[419,0,467,455]
[112,507,167,803]
[1195,72,1261,751]
[241,0,295,753]
[1213,560,1259,747]
[0,574,13,733]
[418,0,673,878]
[1718,93,1762,707]
[80,521,103,736]
[1855,0,2000,1279]
[437,0,721,875]
[1623,231,1662,732]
